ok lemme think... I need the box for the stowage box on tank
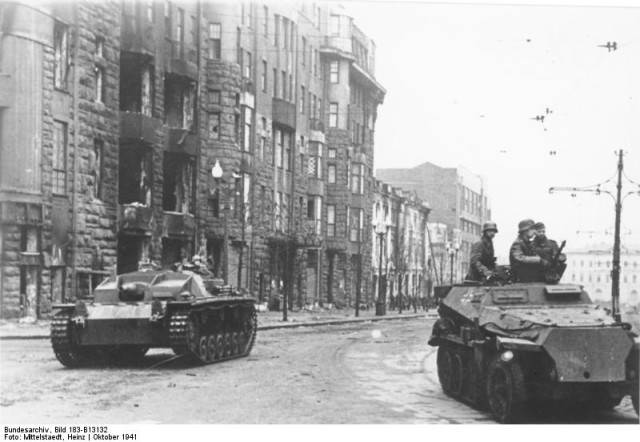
[428,282,639,423]
[50,270,257,367]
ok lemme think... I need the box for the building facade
[0,1,386,319]
[562,244,640,305]
[376,162,491,284]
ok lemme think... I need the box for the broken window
[119,144,152,205]
[92,139,104,200]
[53,121,67,195]
[120,53,155,116]
[242,106,252,152]
[164,74,196,130]
[162,153,194,214]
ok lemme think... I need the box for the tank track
[50,311,93,368]
[168,304,257,365]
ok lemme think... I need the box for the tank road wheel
[224,332,233,356]
[186,318,198,354]
[198,335,209,363]
[486,357,526,424]
[206,335,217,362]
[437,346,454,395]
[231,332,240,355]
[216,334,225,359]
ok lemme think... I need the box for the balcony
[309,118,325,143]
[162,211,195,237]
[272,98,296,129]
[307,178,324,197]
[166,128,197,156]
[164,38,198,79]
[120,112,160,144]
[118,203,153,232]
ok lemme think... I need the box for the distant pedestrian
[466,221,498,282]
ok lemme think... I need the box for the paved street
[1,317,638,424]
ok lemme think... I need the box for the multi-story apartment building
[377,162,491,284]
[0,2,385,319]
[371,180,430,310]
[562,244,640,305]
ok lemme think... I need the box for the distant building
[562,244,640,305]
[377,162,491,283]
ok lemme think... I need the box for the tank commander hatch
[509,218,550,282]
[465,221,498,282]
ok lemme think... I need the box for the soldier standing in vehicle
[510,219,549,282]
[466,221,498,282]
[532,221,567,283]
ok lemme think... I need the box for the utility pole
[550,150,639,323]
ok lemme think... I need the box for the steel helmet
[482,221,498,233]
[518,219,536,232]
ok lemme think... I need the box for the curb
[0,313,437,341]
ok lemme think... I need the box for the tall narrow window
[281,71,286,100]
[147,0,155,23]
[327,205,336,237]
[274,14,280,46]
[263,6,268,37]
[261,60,267,92]
[93,139,104,200]
[289,73,293,102]
[329,103,338,127]
[164,1,172,38]
[328,164,336,183]
[272,68,277,98]
[94,37,106,103]
[208,23,221,59]
[236,27,242,65]
[301,37,307,65]
[351,163,364,194]
[245,51,252,78]
[53,121,67,195]
[284,131,291,171]
[190,15,196,45]
[208,113,220,139]
[176,8,184,57]
[243,107,252,152]
[330,61,339,83]
[54,22,68,90]
[300,86,305,113]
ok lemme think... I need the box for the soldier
[509,219,549,282]
[532,222,567,283]
[466,221,498,282]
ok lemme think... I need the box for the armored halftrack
[50,270,257,367]
[429,280,639,423]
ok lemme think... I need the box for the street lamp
[373,219,391,316]
[446,241,459,285]
[211,160,240,286]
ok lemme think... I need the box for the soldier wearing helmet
[532,222,567,283]
[509,218,548,282]
[465,221,498,282]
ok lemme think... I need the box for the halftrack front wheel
[437,346,454,395]
[486,357,526,424]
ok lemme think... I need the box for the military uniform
[509,219,542,282]
[532,229,566,283]
[466,236,496,281]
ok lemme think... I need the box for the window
[260,136,266,161]
[284,131,291,170]
[281,71,286,100]
[190,15,196,45]
[93,139,104,200]
[274,14,280,46]
[263,6,268,37]
[53,121,67,195]
[147,1,155,23]
[308,142,323,179]
[162,153,194,214]
[94,38,106,103]
[164,1,172,38]
[272,68,277,98]
[329,103,338,127]
[314,49,319,76]
[208,89,220,105]
[208,23,221,59]
[234,114,240,143]
[245,51,252,78]
[261,60,267,92]
[328,148,337,159]
[236,27,242,65]
[300,86,305,113]
[289,73,293,102]
[302,37,307,65]
[330,61,339,83]
[243,107,252,152]
[208,113,220,139]
[119,146,152,206]
[327,205,336,237]
[54,22,68,90]
[350,208,363,242]
[176,8,184,57]
[330,15,340,35]
[275,129,283,168]
[351,163,364,194]
[328,164,336,183]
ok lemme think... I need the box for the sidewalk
[0,307,437,340]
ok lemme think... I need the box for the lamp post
[211,160,240,286]
[446,241,459,285]
[374,220,390,316]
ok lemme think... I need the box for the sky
[342,0,640,260]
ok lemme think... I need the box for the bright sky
[343,0,640,259]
